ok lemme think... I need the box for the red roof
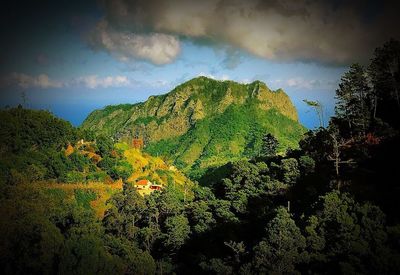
[136,179,149,186]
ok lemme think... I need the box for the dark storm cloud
[0,0,99,74]
[1,0,399,68]
[89,0,400,65]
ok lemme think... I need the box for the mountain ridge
[82,76,305,176]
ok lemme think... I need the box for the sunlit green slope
[82,77,306,176]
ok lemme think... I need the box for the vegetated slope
[23,142,193,219]
[0,106,83,185]
[82,76,306,176]
[63,140,192,205]
[0,106,78,153]
[0,107,193,217]
[0,107,191,183]
[114,142,193,195]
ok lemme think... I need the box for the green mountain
[82,77,306,176]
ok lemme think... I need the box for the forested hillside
[0,40,400,274]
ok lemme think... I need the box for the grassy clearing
[22,181,123,218]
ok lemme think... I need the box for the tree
[110,160,133,181]
[58,234,123,275]
[0,188,64,274]
[95,135,113,157]
[253,207,307,274]
[68,151,90,172]
[303,99,325,128]
[326,127,355,184]
[260,133,278,157]
[299,128,334,163]
[98,156,117,173]
[305,191,393,274]
[211,199,238,223]
[280,158,300,185]
[369,39,400,127]
[103,184,145,240]
[163,214,190,250]
[186,200,215,234]
[299,155,315,175]
[102,235,156,274]
[199,258,233,274]
[335,64,371,137]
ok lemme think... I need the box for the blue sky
[1,0,397,129]
[0,38,345,128]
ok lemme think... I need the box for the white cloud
[0,73,63,89]
[150,79,169,87]
[76,75,131,89]
[0,73,133,90]
[89,20,181,65]
[197,72,230,81]
[238,78,252,84]
[286,77,317,89]
[269,77,337,90]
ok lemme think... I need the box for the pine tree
[369,39,400,128]
[335,63,371,137]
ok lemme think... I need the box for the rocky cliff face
[82,77,305,176]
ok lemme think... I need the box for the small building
[134,179,164,195]
[134,179,152,190]
[150,184,163,191]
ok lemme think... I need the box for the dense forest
[1,40,400,274]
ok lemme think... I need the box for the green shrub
[87,171,108,182]
[44,188,67,202]
[74,189,97,209]
[281,158,300,185]
[299,155,315,175]
[69,152,90,172]
[10,169,26,184]
[26,164,47,182]
[65,171,86,183]
[110,160,133,180]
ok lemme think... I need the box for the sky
[0,0,399,129]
